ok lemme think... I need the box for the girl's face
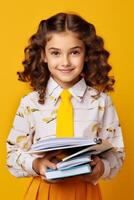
[44,31,87,88]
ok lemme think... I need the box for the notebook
[45,163,92,180]
[62,139,113,162]
[28,137,102,154]
[57,153,92,170]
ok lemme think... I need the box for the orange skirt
[24,176,102,200]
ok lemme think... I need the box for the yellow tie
[56,89,74,138]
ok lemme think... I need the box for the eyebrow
[48,46,83,51]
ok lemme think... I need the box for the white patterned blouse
[6,77,125,180]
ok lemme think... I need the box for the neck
[51,76,82,89]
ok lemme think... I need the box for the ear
[44,57,47,63]
[41,51,47,63]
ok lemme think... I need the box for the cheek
[74,58,85,69]
[47,59,58,69]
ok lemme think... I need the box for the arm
[99,94,125,180]
[83,94,125,184]
[6,97,38,177]
[6,96,65,182]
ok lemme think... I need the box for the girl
[6,12,125,200]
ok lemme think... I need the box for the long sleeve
[6,97,38,178]
[99,94,125,180]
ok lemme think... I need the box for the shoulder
[87,86,113,105]
[20,91,39,106]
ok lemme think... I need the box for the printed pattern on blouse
[6,77,125,179]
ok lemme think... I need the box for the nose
[61,55,71,67]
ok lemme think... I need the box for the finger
[83,162,101,183]
[90,157,100,166]
[83,168,100,183]
[83,173,96,183]
[84,165,99,180]
[91,163,100,175]
[90,161,96,166]
[39,160,56,175]
[44,159,57,170]
[94,156,100,161]
[45,150,62,159]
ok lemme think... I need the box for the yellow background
[0,0,133,199]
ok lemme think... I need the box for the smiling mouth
[58,69,74,72]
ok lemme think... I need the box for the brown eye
[51,51,60,56]
[71,50,80,55]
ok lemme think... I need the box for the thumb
[45,159,57,170]
[90,157,99,166]
[39,165,47,176]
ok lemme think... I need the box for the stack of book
[28,137,113,180]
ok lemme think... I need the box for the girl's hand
[32,150,64,183]
[83,156,104,184]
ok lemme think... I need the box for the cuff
[19,153,39,176]
[101,158,111,179]
[24,155,39,176]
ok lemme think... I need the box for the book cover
[28,137,101,154]
[57,153,92,170]
[45,164,92,180]
[62,139,113,161]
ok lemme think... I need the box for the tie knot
[60,89,72,100]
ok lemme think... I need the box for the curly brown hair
[17,12,115,104]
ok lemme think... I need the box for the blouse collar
[46,76,87,104]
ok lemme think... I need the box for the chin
[59,77,75,82]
